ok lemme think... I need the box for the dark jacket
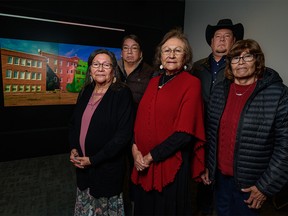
[206,67,288,197]
[191,54,226,106]
[117,59,154,109]
[69,82,134,198]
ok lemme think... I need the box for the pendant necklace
[233,83,254,96]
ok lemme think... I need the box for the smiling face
[90,53,114,86]
[160,37,185,75]
[231,50,256,84]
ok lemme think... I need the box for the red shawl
[131,71,206,192]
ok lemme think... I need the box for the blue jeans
[215,171,260,216]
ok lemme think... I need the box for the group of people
[68,18,288,216]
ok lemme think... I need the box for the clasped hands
[70,148,91,169]
[132,144,153,172]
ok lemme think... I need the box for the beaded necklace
[158,73,177,89]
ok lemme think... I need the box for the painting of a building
[38,50,80,92]
[1,48,47,93]
[0,38,121,106]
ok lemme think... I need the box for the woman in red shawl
[131,28,206,215]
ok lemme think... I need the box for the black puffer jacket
[206,67,288,197]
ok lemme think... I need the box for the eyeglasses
[161,47,185,56]
[122,46,139,52]
[230,54,255,64]
[91,62,112,69]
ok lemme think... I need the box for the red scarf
[131,71,206,192]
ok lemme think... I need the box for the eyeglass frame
[161,46,185,56]
[91,62,113,69]
[230,53,256,64]
[122,45,140,52]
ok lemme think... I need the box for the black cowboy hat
[205,19,244,46]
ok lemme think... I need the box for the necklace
[158,73,177,89]
[233,83,254,96]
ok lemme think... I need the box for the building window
[6,69,12,78]
[20,58,26,66]
[31,72,37,80]
[7,56,13,64]
[14,57,20,65]
[19,85,24,92]
[25,85,31,92]
[32,60,37,67]
[20,71,25,79]
[37,85,41,92]
[12,85,18,92]
[27,59,32,67]
[5,85,11,92]
[37,61,42,68]
[25,71,31,80]
[13,71,19,79]
[37,73,42,80]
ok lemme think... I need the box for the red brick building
[38,50,79,91]
[1,48,47,93]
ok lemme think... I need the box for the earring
[90,75,93,83]
[184,65,187,70]
[113,76,117,83]
[160,65,163,69]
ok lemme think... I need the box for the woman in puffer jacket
[202,39,288,216]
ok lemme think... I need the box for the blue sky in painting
[0,38,122,61]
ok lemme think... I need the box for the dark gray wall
[184,0,288,85]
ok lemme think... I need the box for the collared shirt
[210,55,226,85]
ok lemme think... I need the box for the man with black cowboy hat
[190,18,244,216]
[191,18,244,105]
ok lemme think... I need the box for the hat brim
[205,23,244,46]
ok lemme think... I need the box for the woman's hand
[201,168,212,185]
[69,149,90,169]
[242,186,267,209]
[143,153,153,166]
[132,144,149,171]
[75,156,91,168]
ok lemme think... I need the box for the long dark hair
[78,49,124,100]
[83,49,118,88]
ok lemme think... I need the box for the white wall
[184,0,288,85]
